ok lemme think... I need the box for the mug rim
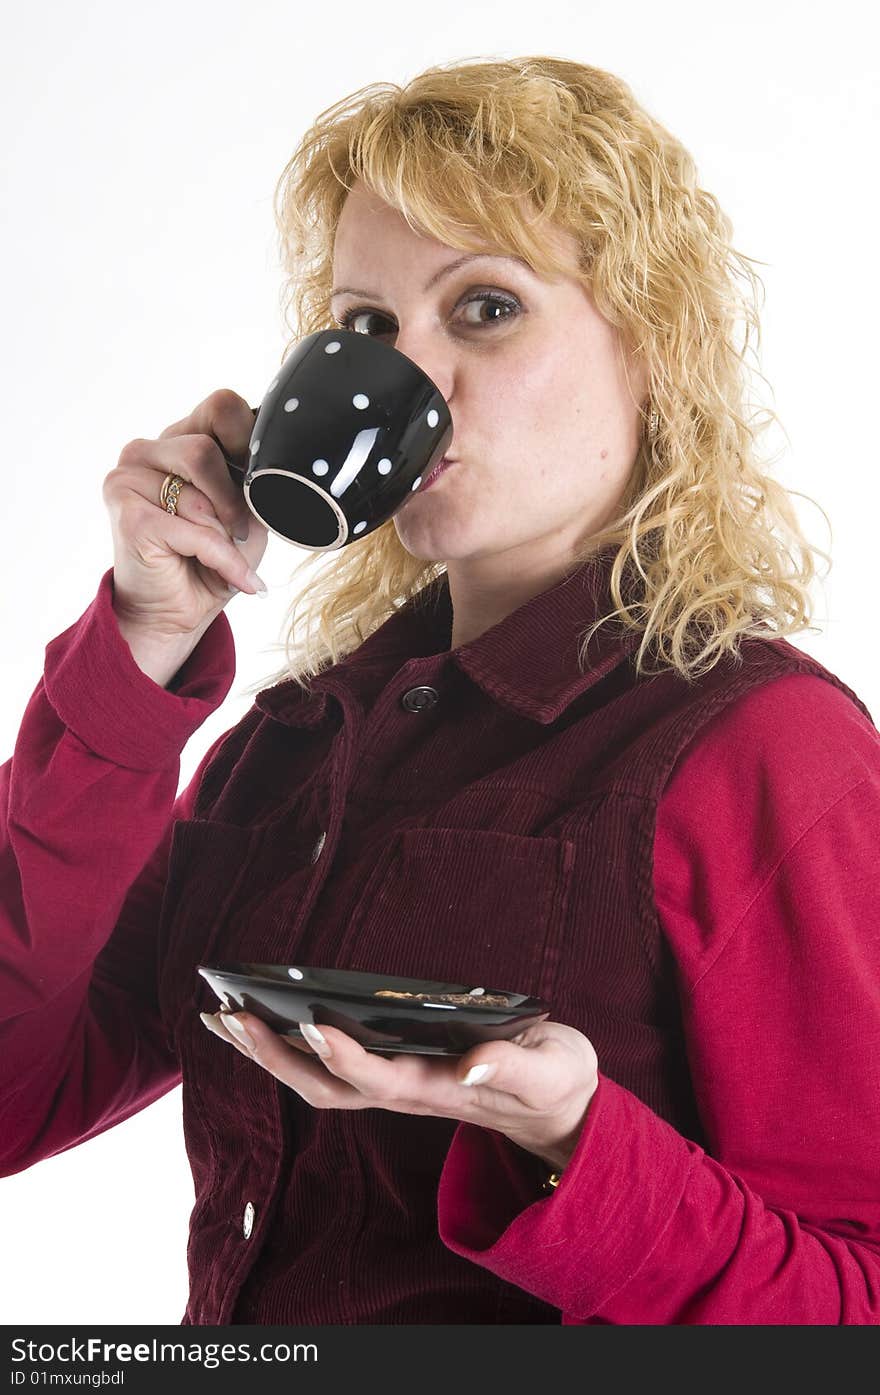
[244,469,349,552]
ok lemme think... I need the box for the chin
[394,497,508,564]
[393,519,460,564]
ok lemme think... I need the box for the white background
[1,0,877,1325]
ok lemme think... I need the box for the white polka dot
[312,459,329,475]
[251,438,260,454]
[427,409,439,427]
[325,341,342,354]
[352,393,370,410]
[287,967,304,980]
[377,458,393,475]
[353,521,367,534]
[284,397,299,412]
[411,477,422,491]
[269,378,279,392]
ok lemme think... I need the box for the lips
[422,456,456,489]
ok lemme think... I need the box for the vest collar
[255,546,640,727]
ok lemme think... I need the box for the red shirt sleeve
[0,569,236,1175]
[438,672,880,1323]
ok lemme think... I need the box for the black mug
[224,329,453,550]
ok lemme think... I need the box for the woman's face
[331,180,648,574]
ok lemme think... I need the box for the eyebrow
[330,252,534,301]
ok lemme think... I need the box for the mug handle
[222,405,260,481]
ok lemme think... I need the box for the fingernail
[200,1011,222,1034]
[301,1022,331,1057]
[245,569,268,597]
[461,1063,495,1087]
[221,1013,255,1051]
[227,584,240,596]
[234,522,250,543]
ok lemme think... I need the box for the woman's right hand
[103,389,271,653]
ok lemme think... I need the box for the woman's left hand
[201,1009,599,1171]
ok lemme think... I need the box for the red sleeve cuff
[42,568,236,771]
[438,1074,700,1319]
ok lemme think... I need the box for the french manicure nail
[245,569,268,597]
[200,1010,235,1042]
[461,1063,495,1087]
[221,1013,256,1051]
[301,1022,331,1056]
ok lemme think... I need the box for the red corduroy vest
[155,552,871,1324]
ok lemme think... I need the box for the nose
[390,325,455,407]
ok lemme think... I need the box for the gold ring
[159,472,187,515]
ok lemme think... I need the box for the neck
[446,549,588,650]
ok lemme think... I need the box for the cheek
[480,349,587,454]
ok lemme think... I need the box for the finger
[290,1022,476,1113]
[116,493,268,598]
[282,1035,319,1054]
[236,1016,464,1114]
[218,1013,365,1106]
[159,388,257,528]
[159,387,256,461]
[118,434,254,544]
[455,1023,597,1111]
[199,1011,254,1057]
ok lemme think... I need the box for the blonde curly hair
[243,53,830,696]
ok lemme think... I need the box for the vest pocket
[334,826,574,1005]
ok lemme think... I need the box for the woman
[2,56,878,1325]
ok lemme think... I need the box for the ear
[619,329,651,415]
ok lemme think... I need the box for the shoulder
[653,670,880,954]
[662,668,878,815]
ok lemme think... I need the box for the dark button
[400,685,439,713]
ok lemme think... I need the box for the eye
[338,308,391,337]
[336,291,521,337]
[459,293,519,327]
